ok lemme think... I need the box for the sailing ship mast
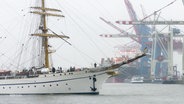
[29,0,146,70]
[30,0,69,69]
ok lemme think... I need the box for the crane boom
[100,17,128,34]
[116,20,184,25]
[99,17,139,42]
[99,34,151,38]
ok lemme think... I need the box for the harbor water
[0,83,184,104]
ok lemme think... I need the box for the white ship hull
[0,51,146,95]
[0,70,109,95]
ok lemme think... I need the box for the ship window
[3,87,5,89]
[56,84,58,86]
[17,86,19,88]
[43,85,45,87]
[50,85,52,87]
[60,74,62,76]
[45,75,46,77]
[9,87,11,89]
[22,86,23,88]
[53,74,55,76]
[34,85,36,87]
[28,86,30,88]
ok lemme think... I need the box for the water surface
[1,83,184,104]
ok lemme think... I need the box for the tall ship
[0,0,146,94]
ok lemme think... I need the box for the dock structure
[100,0,184,81]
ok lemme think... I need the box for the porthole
[34,85,36,87]
[43,85,45,87]
[56,84,59,86]
[3,87,5,89]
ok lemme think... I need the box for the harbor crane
[100,0,182,80]
[116,20,184,80]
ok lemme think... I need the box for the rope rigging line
[0,53,19,69]
[48,27,97,65]
[48,29,97,64]
[89,0,115,19]
[54,52,84,68]
[48,27,97,63]
[6,38,41,69]
[55,0,110,58]
[78,0,125,48]
[71,44,97,62]
[48,28,72,46]
[0,5,40,69]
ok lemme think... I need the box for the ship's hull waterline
[0,70,109,95]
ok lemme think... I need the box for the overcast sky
[0,0,183,70]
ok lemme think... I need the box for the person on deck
[94,63,97,68]
[52,67,56,73]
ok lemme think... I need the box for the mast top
[30,0,69,69]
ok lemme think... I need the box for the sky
[0,0,183,71]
